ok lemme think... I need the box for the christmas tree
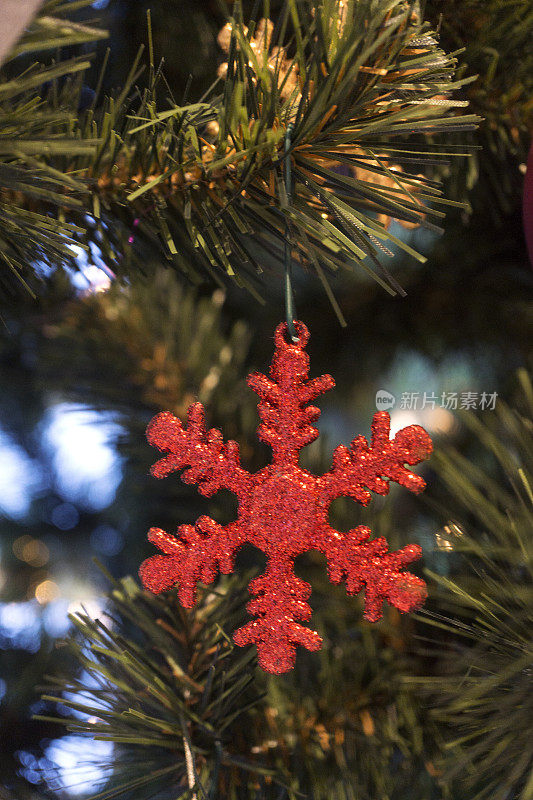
[0,1,531,799]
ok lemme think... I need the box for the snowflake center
[241,466,321,556]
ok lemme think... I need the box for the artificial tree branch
[1,0,480,312]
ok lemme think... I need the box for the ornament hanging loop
[284,123,298,344]
[276,320,309,350]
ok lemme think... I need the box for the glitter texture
[139,321,432,673]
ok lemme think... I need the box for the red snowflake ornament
[140,321,432,673]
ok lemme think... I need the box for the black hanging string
[283,122,299,343]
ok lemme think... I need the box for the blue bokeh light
[0,428,44,520]
[0,601,42,651]
[50,502,80,531]
[41,403,124,512]
[90,524,124,556]
[45,736,114,796]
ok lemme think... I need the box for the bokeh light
[41,403,124,511]
[50,502,80,531]
[13,535,50,567]
[0,428,44,519]
[45,736,114,796]
[90,524,124,556]
[35,580,61,605]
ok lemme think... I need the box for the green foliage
[410,370,533,800]
[130,0,476,304]
[0,0,480,307]
[38,573,276,799]
[40,568,443,800]
[262,586,445,800]
[0,0,106,296]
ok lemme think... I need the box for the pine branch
[0,0,480,308]
[0,0,107,296]
[93,0,479,302]
[38,573,285,800]
[39,570,441,799]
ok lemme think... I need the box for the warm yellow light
[435,531,453,551]
[22,539,49,568]
[435,522,465,551]
[360,709,375,737]
[14,536,49,567]
[35,580,60,605]
[13,535,32,560]
[425,407,456,435]
[201,368,221,393]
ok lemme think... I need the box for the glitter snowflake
[140,321,432,673]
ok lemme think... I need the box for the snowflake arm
[319,411,432,505]
[140,518,243,606]
[146,403,251,497]
[233,561,322,673]
[247,321,335,463]
[323,524,427,622]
